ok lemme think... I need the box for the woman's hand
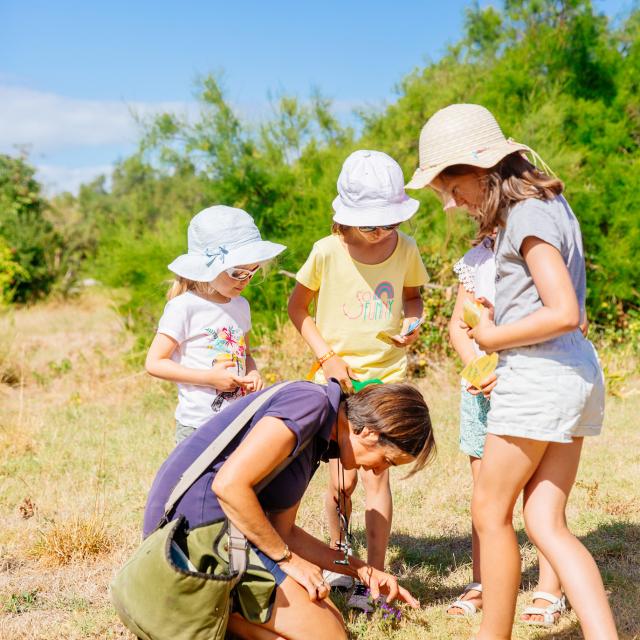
[467,371,497,398]
[356,565,420,609]
[278,553,330,602]
[237,369,264,393]
[321,355,355,393]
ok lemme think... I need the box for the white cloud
[0,84,192,152]
[36,163,114,196]
[0,83,366,194]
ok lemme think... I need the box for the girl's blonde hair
[167,277,217,301]
[441,152,564,242]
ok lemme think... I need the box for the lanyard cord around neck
[335,413,351,565]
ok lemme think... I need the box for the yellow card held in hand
[463,299,484,328]
[460,353,499,389]
[376,331,399,346]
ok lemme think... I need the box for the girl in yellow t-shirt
[288,150,428,611]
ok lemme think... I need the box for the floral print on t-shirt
[205,324,247,412]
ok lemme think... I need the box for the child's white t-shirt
[453,237,496,358]
[157,291,251,428]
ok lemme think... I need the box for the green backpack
[111,382,296,640]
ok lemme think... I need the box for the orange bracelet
[305,350,336,380]
[317,350,336,365]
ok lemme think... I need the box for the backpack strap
[163,381,293,517]
[162,380,320,585]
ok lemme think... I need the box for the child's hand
[465,298,497,352]
[389,318,422,348]
[321,355,356,394]
[467,371,498,398]
[236,370,264,393]
[205,360,242,392]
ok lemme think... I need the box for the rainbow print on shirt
[342,281,395,321]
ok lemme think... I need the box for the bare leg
[359,468,392,570]
[447,455,483,615]
[227,576,347,640]
[325,458,357,551]
[473,434,548,640]
[523,438,618,639]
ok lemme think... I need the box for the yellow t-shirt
[296,232,428,383]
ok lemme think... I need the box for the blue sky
[0,0,634,193]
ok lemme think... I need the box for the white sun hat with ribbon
[168,205,286,282]
[406,103,534,190]
[332,150,419,226]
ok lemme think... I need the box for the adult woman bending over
[143,379,435,639]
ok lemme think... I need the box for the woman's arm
[288,282,355,391]
[145,332,242,392]
[212,415,330,600]
[270,503,419,607]
[471,238,580,352]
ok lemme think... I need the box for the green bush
[68,0,640,353]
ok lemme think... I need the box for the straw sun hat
[405,103,533,190]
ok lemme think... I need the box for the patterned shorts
[459,386,490,458]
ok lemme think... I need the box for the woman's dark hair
[344,383,435,476]
[440,152,564,242]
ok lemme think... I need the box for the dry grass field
[1,293,639,639]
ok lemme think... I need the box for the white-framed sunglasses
[224,265,261,281]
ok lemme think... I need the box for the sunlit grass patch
[29,516,115,567]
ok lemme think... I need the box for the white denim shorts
[487,331,605,443]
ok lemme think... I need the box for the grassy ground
[1,293,639,639]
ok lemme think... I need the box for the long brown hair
[344,383,435,476]
[441,152,564,241]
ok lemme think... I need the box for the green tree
[0,154,59,302]
[76,0,640,343]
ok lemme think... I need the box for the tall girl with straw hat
[407,104,617,639]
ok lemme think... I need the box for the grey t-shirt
[494,196,586,332]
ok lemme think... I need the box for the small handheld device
[376,315,426,345]
[402,315,425,336]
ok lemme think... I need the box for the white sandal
[521,591,568,627]
[446,582,483,617]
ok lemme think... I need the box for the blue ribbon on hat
[205,245,229,267]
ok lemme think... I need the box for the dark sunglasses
[357,224,400,233]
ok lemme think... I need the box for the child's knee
[360,468,390,492]
[471,491,511,534]
[523,507,567,547]
[328,474,357,496]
